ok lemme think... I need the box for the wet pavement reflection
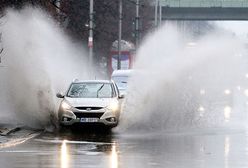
[0,127,248,168]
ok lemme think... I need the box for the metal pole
[0,33,2,64]
[118,0,122,70]
[89,0,94,70]
[155,0,158,27]
[159,0,162,26]
[135,0,140,49]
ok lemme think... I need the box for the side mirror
[118,94,125,99]
[56,92,65,98]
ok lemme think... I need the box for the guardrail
[159,0,248,8]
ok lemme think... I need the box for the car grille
[75,107,103,111]
[73,112,104,119]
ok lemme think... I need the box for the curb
[0,132,41,149]
[0,127,21,136]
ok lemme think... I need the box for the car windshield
[67,82,114,98]
[112,76,129,90]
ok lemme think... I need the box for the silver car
[56,80,123,128]
[111,69,132,95]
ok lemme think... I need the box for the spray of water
[119,24,248,133]
[0,8,90,129]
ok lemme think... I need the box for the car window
[111,76,129,90]
[67,83,113,98]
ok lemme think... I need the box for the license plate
[80,118,99,123]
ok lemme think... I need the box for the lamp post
[89,0,94,71]
[117,0,122,70]
[0,33,2,64]
[159,0,162,26]
[154,0,158,27]
[135,0,140,48]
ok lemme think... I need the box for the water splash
[119,24,248,133]
[0,8,90,129]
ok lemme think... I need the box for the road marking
[35,139,113,145]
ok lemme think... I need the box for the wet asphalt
[0,127,247,168]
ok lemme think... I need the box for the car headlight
[61,101,72,110]
[107,101,119,112]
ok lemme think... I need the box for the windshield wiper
[97,84,105,98]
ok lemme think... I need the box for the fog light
[106,117,116,122]
[62,117,72,122]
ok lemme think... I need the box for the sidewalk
[0,125,41,148]
[0,125,21,136]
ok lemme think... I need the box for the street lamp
[154,0,162,27]
[89,0,94,72]
[0,33,3,64]
[135,0,140,48]
[159,0,162,26]
[117,0,123,70]
[155,0,158,27]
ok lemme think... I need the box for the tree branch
[46,0,67,14]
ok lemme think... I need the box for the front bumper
[58,108,119,127]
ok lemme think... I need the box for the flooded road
[0,128,247,168]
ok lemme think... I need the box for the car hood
[64,97,113,107]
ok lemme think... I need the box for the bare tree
[0,0,56,63]
[0,0,153,64]
[60,0,153,64]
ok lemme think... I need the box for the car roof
[111,69,133,77]
[72,79,113,84]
